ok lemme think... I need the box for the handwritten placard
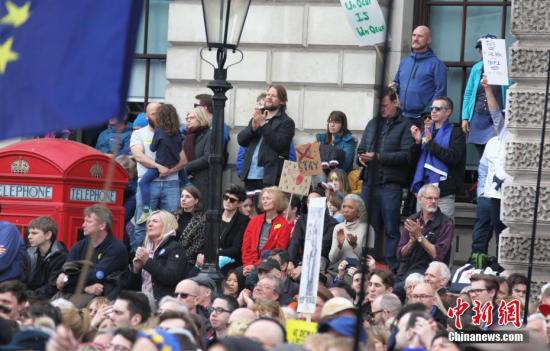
[278,160,312,196]
[482,39,509,86]
[295,142,322,176]
[286,319,318,344]
[340,0,386,46]
[297,197,326,315]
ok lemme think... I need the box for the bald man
[390,25,447,124]
[174,279,201,315]
[130,102,187,250]
[244,318,285,349]
[411,283,446,326]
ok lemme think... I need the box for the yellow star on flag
[0,1,31,28]
[0,37,18,74]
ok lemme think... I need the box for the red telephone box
[0,139,128,248]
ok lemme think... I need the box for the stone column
[500,0,550,298]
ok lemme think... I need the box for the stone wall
[500,0,550,297]
[165,0,413,173]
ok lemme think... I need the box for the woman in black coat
[218,184,250,274]
[129,210,188,301]
[182,107,212,206]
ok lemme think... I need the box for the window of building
[129,0,170,103]
[415,0,513,171]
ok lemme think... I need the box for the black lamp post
[199,0,251,285]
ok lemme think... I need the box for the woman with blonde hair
[250,299,286,326]
[182,107,213,202]
[129,210,188,301]
[241,186,292,275]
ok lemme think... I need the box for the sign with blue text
[340,0,386,46]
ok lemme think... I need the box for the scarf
[183,127,205,161]
[141,230,177,294]
[411,121,453,193]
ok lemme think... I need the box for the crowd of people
[0,25,544,351]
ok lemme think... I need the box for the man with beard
[129,102,187,250]
[394,184,453,295]
[237,85,295,190]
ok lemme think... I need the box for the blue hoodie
[393,49,447,118]
[0,222,26,282]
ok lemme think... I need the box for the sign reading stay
[340,0,386,46]
[295,142,322,176]
[278,160,312,196]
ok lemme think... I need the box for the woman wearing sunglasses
[218,184,250,274]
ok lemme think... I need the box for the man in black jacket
[55,205,128,307]
[237,85,295,190]
[25,216,67,299]
[357,88,414,271]
[410,96,466,220]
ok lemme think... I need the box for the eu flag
[0,0,143,139]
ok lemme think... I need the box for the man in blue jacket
[390,25,447,126]
[0,221,26,283]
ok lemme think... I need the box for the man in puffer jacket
[390,25,447,126]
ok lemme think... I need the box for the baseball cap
[318,316,366,342]
[258,259,281,273]
[190,274,217,292]
[475,34,497,49]
[321,297,357,318]
[133,112,148,129]
[0,329,51,351]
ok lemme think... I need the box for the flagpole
[353,1,394,350]
[524,50,550,324]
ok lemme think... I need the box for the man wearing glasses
[466,274,500,330]
[394,184,454,301]
[410,283,447,326]
[411,96,466,220]
[174,279,203,317]
[208,295,238,341]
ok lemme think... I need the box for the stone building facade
[500,0,550,296]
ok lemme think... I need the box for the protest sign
[482,39,509,86]
[295,142,322,176]
[340,0,386,46]
[286,319,319,344]
[297,197,326,315]
[278,160,312,196]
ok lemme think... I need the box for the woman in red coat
[241,186,292,274]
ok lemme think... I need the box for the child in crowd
[137,104,188,224]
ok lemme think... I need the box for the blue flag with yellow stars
[0,0,143,139]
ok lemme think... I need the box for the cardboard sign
[278,160,312,196]
[340,0,386,46]
[286,319,318,344]
[295,142,322,176]
[297,197,326,314]
[482,39,509,86]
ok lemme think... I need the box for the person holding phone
[357,87,414,271]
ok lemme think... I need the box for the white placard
[0,184,53,199]
[340,0,386,46]
[297,197,326,314]
[482,39,509,86]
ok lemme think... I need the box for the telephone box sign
[70,187,116,203]
[0,184,53,199]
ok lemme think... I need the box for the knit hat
[475,34,497,49]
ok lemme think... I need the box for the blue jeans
[139,168,189,209]
[361,183,402,271]
[132,179,180,250]
[471,196,493,255]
